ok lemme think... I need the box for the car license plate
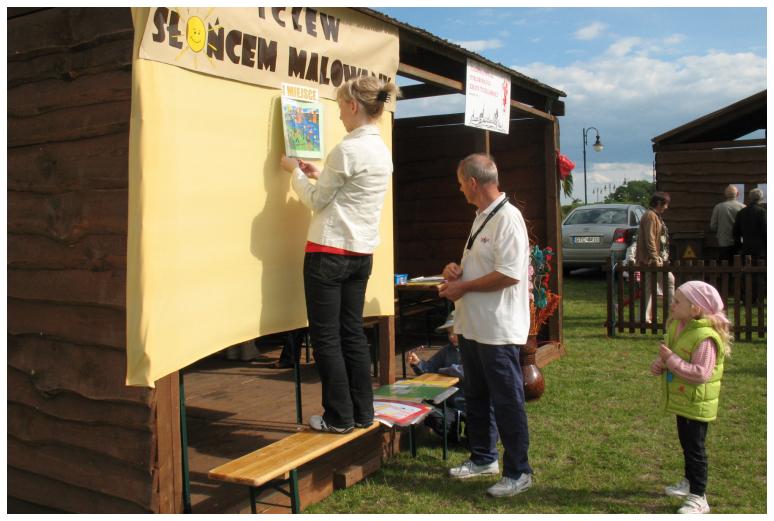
[573,236,601,244]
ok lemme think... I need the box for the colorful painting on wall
[281,97,324,159]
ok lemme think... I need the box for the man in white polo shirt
[438,153,532,498]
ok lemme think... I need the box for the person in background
[279,76,400,433]
[268,329,306,369]
[438,153,533,498]
[407,310,466,443]
[709,185,744,264]
[636,192,675,323]
[733,187,766,303]
[650,281,733,514]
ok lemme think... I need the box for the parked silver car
[561,203,646,271]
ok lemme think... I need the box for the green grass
[306,274,766,514]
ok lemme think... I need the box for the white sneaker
[664,477,690,498]
[487,473,533,497]
[308,415,353,434]
[448,459,499,479]
[677,493,710,514]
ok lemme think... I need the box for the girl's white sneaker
[677,493,710,514]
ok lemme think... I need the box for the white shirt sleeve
[291,145,351,212]
[493,216,524,282]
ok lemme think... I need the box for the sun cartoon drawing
[174,7,221,69]
[186,16,205,52]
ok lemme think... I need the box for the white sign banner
[464,59,511,134]
[138,7,399,107]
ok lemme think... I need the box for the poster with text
[464,59,511,134]
[281,97,324,159]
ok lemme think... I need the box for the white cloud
[513,51,766,126]
[567,163,654,204]
[588,163,653,185]
[574,21,607,41]
[395,94,465,119]
[663,34,685,46]
[606,37,643,57]
[521,44,765,204]
[453,38,504,52]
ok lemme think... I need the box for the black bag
[424,407,466,444]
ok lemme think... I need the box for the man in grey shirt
[710,185,745,264]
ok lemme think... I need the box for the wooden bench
[208,421,381,514]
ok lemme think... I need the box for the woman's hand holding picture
[298,160,320,180]
[280,155,299,173]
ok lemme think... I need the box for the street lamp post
[582,127,604,204]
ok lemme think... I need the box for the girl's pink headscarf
[677,280,729,326]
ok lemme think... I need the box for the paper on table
[408,275,445,283]
[374,382,458,404]
[373,400,433,427]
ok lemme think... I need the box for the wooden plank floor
[184,339,435,514]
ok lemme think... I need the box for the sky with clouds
[376,7,767,204]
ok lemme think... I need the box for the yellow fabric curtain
[126,8,395,387]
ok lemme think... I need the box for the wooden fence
[605,256,766,341]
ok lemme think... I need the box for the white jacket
[291,124,392,253]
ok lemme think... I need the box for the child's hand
[659,342,673,362]
[650,357,665,376]
[407,352,421,366]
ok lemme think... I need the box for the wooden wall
[656,147,767,238]
[8,7,182,513]
[393,114,478,278]
[392,113,562,342]
[393,114,556,277]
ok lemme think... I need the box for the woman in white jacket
[280,76,399,433]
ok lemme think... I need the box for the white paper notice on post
[464,59,511,134]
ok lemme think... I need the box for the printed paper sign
[282,82,319,102]
[464,58,511,134]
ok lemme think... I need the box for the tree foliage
[604,180,654,207]
[561,199,584,220]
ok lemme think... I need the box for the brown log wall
[8,7,182,513]
[393,114,554,278]
[392,113,562,345]
[656,147,767,237]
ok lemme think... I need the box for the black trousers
[303,252,374,428]
[676,415,709,496]
[717,245,737,265]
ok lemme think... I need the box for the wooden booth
[8,7,566,513]
[652,90,766,261]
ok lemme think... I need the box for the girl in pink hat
[650,280,733,514]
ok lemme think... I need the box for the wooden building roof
[354,8,566,120]
[652,90,766,149]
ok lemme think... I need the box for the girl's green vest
[661,318,725,422]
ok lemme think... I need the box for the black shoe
[355,419,375,428]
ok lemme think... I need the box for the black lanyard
[466,196,508,250]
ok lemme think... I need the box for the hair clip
[376,90,390,103]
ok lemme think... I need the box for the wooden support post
[289,469,300,514]
[606,264,614,338]
[333,455,381,490]
[544,119,563,345]
[475,130,490,155]
[378,315,396,385]
[178,372,192,514]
